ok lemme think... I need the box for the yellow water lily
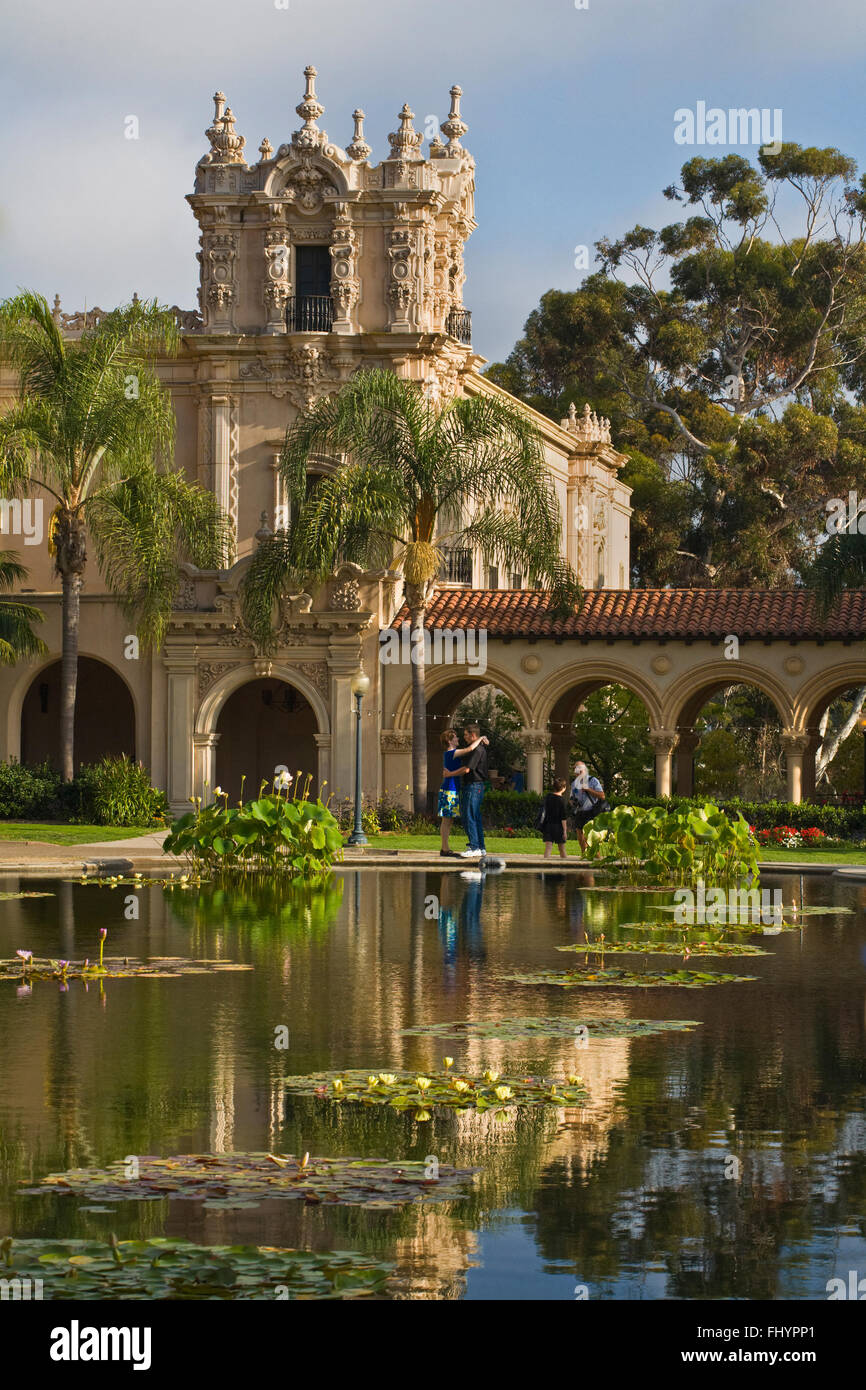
[483,1069,500,1084]
[378,1073,396,1086]
[332,1078,344,1092]
[415,1076,432,1092]
[566,1074,584,1086]
[415,1109,431,1122]
[494,1085,513,1102]
[452,1080,470,1093]
[367,1075,378,1088]
[443,1057,454,1070]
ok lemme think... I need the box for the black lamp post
[859,712,866,801]
[347,668,371,846]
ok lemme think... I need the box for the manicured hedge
[481,788,866,838]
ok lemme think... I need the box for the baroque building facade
[0,70,860,808]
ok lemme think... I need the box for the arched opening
[674,682,787,800]
[547,680,654,797]
[424,678,526,803]
[21,657,136,772]
[215,678,317,803]
[801,680,866,803]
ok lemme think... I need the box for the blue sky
[2,0,865,364]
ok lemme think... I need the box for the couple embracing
[439,724,489,859]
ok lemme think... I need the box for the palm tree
[806,530,866,613]
[242,368,579,811]
[0,291,234,779]
[0,553,46,664]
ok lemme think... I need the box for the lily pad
[504,967,758,989]
[20,1151,475,1207]
[400,1016,701,1040]
[650,903,851,917]
[0,1235,393,1300]
[284,1067,589,1113]
[0,956,253,984]
[556,940,770,957]
[617,918,801,936]
[0,891,55,900]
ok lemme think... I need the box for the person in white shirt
[568,760,607,853]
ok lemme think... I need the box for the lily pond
[1,866,865,1300]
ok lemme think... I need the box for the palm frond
[805,533,866,615]
[88,468,235,648]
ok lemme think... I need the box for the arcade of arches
[3,582,865,813]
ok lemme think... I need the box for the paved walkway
[0,832,860,877]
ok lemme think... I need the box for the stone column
[212,394,232,521]
[520,729,551,794]
[314,732,331,796]
[165,652,197,814]
[675,730,699,796]
[650,730,679,799]
[781,729,810,805]
[802,731,820,802]
[193,732,221,803]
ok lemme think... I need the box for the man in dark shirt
[458,722,488,857]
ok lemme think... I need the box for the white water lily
[378,1073,397,1086]
[494,1085,513,1102]
[483,1069,500,1084]
[415,1076,432,1092]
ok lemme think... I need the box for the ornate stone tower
[188,68,477,364]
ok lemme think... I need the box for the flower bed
[750,825,839,850]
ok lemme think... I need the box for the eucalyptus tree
[0,292,234,779]
[242,368,579,811]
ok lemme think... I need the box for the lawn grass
[364,832,866,865]
[0,822,160,845]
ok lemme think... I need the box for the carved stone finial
[52,294,61,323]
[204,91,246,164]
[346,108,371,161]
[294,64,325,148]
[441,84,468,151]
[561,401,612,444]
[258,136,274,162]
[255,510,274,543]
[388,103,423,160]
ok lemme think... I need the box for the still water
[1,867,865,1300]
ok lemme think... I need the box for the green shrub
[64,756,168,827]
[0,760,61,819]
[613,795,866,838]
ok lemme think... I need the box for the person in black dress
[541,778,569,860]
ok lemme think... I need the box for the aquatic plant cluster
[163,775,342,881]
[585,802,758,884]
[283,1064,590,1121]
[0,1235,393,1300]
[22,1151,477,1209]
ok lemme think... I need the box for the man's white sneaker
[460,848,483,858]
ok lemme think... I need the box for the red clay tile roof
[391,589,866,641]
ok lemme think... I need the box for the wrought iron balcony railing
[286,295,334,333]
[445,308,472,344]
[441,548,473,584]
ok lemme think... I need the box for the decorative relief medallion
[784,655,804,675]
[520,654,542,675]
[651,654,672,675]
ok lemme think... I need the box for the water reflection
[0,867,864,1298]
